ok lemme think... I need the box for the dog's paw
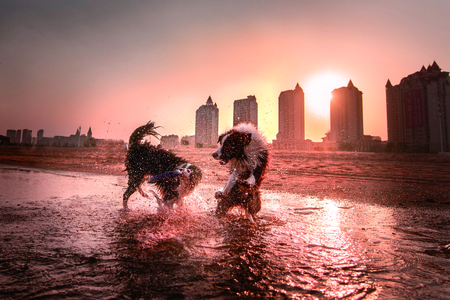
[215,191,224,199]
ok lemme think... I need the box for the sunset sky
[1,0,450,143]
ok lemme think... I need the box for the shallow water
[0,166,449,299]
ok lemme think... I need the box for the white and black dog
[123,121,202,210]
[212,123,269,220]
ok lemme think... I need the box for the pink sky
[1,0,450,142]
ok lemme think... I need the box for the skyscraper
[273,83,305,149]
[6,130,16,143]
[329,80,364,146]
[386,62,450,153]
[233,95,258,127]
[21,129,32,144]
[195,96,219,148]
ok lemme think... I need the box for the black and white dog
[123,121,202,210]
[212,123,269,220]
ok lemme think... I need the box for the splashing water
[0,166,449,299]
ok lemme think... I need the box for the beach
[1,145,450,299]
[1,144,450,208]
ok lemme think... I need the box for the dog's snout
[212,151,219,159]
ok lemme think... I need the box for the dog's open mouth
[219,159,228,165]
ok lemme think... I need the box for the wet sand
[1,146,450,299]
[1,144,450,208]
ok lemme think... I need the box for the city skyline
[2,1,450,142]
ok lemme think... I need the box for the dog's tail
[128,121,161,148]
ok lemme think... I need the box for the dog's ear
[242,132,252,146]
[217,133,225,144]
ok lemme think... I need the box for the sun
[303,72,348,117]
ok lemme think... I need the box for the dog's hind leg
[123,186,137,210]
[123,176,144,210]
[138,187,151,198]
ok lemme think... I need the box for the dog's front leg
[215,169,239,198]
[150,190,166,208]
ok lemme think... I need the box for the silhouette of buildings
[233,95,258,127]
[5,129,32,144]
[195,96,219,148]
[4,127,96,147]
[38,127,95,147]
[386,62,450,153]
[273,83,307,150]
[329,80,364,147]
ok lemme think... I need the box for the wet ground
[1,166,449,299]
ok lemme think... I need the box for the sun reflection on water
[1,169,448,299]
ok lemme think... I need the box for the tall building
[37,129,44,145]
[6,130,16,143]
[233,95,258,127]
[273,83,306,149]
[386,62,450,153]
[15,130,21,144]
[329,80,364,146]
[22,129,32,144]
[195,96,219,148]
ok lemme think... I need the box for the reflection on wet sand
[0,167,449,299]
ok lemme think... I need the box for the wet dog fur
[212,123,269,220]
[123,121,202,210]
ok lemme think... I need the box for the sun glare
[304,72,348,117]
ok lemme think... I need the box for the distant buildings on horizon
[3,127,97,147]
[3,61,449,153]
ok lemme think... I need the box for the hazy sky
[2,0,450,142]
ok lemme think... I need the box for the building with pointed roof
[329,80,364,148]
[273,83,307,149]
[195,96,219,148]
[386,62,450,153]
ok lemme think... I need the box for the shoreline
[1,145,450,209]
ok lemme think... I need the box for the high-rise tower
[329,80,364,146]
[233,95,258,127]
[195,96,219,148]
[273,83,305,149]
[386,62,450,153]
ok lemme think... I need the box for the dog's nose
[212,152,218,159]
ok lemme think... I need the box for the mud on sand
[1,144,450,208]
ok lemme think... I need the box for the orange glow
[304,72,348,117]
